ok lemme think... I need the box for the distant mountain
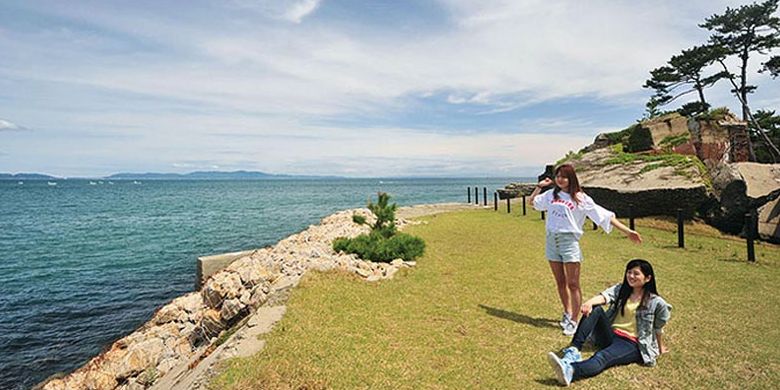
[0,173,58,180]
[105,170,341,180]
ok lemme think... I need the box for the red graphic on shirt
[551,198,576,211]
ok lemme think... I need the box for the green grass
[211,207,780,389]
[603,144,710,187]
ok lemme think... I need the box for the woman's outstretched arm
[609,216,642,244]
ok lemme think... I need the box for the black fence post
[541,210,545,220]
[506,198,511,214]
[522,196,526,216]
[746,210,756,262]
[467,187,471,203]
[494,192,498,211]
[475,187,479,205]
[483,187,487,206]
[629,204,635,231]
[677,208,684,248]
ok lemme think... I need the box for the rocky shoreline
[39,203,477,390]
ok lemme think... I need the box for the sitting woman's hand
[660,344,670,354]
[580,302,593,316]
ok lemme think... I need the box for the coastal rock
[115,338,165,380]
[81,370,117,390]
[151,304,180,326]
[220,298,245,322]
[201,272,242,309]
[196,309,224,342]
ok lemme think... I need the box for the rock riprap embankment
[39,204,464,390]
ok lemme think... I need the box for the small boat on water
[18,181,23,185]
[108,181,114,185]
[133,181,142,185]
[98,181,104,184]
[47,181,57,186]
[89,181,97,185]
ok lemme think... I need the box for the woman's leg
[570,306,613,351]
[571,337,642,381]
[563,262,581,323]
[548,261,570,316]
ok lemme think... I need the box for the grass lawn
[211,206,780,389]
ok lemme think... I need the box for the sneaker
[558,312,571,329]
[547,351,573,386]
[561,346,581,363]
[562,319,577,336]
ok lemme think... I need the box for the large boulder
[497,183,536,199]
[560,148,710,218]
[758,197,780,242]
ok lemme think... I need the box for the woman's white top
[532,189,615,239]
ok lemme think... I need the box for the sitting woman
[547,259,672,386]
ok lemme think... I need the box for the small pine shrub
[333,193,426,262]
[352,214,367,225]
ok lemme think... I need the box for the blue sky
[1,0,778,177]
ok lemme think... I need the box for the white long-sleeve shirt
[532,189,615,239]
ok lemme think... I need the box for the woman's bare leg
[563,262,582,323]
[548,261,570,316]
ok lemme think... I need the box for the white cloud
[229,0,321,23]
[284,0,320,23]
[0,119,22,131]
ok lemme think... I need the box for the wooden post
[494,192,498,211]
[629,204,635,231]
[475,186,479,205]
[677,209,684,248]
[746,211,756,262]
[507,197,511,214]
[522,196,526,216]
[467,187,471,203]
[483,187,487,206]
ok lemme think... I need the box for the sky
[1,0,778,178]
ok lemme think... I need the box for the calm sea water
[0,178,524,390]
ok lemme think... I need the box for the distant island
[0,171,342,180]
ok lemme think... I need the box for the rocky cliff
[506,109,780,242]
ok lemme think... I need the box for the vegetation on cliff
[643,0,780,163]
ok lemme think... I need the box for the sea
[0,177,526,390]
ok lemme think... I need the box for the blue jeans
[570,306,642,381]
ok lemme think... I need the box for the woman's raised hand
[538,177,553,188]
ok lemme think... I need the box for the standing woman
[529,164,642,335]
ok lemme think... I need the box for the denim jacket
[599,283,672,366]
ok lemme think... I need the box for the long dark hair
[553,164,583,204]
[616,259,659,316]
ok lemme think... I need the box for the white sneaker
[562,319,577,336]
[547,352,574,386]
[558,312,571,329]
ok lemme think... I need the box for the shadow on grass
[478,304,558,329]
[534,378,560,387]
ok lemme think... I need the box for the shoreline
[39,202,479,390]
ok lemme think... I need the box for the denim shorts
[545,231,582,263]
